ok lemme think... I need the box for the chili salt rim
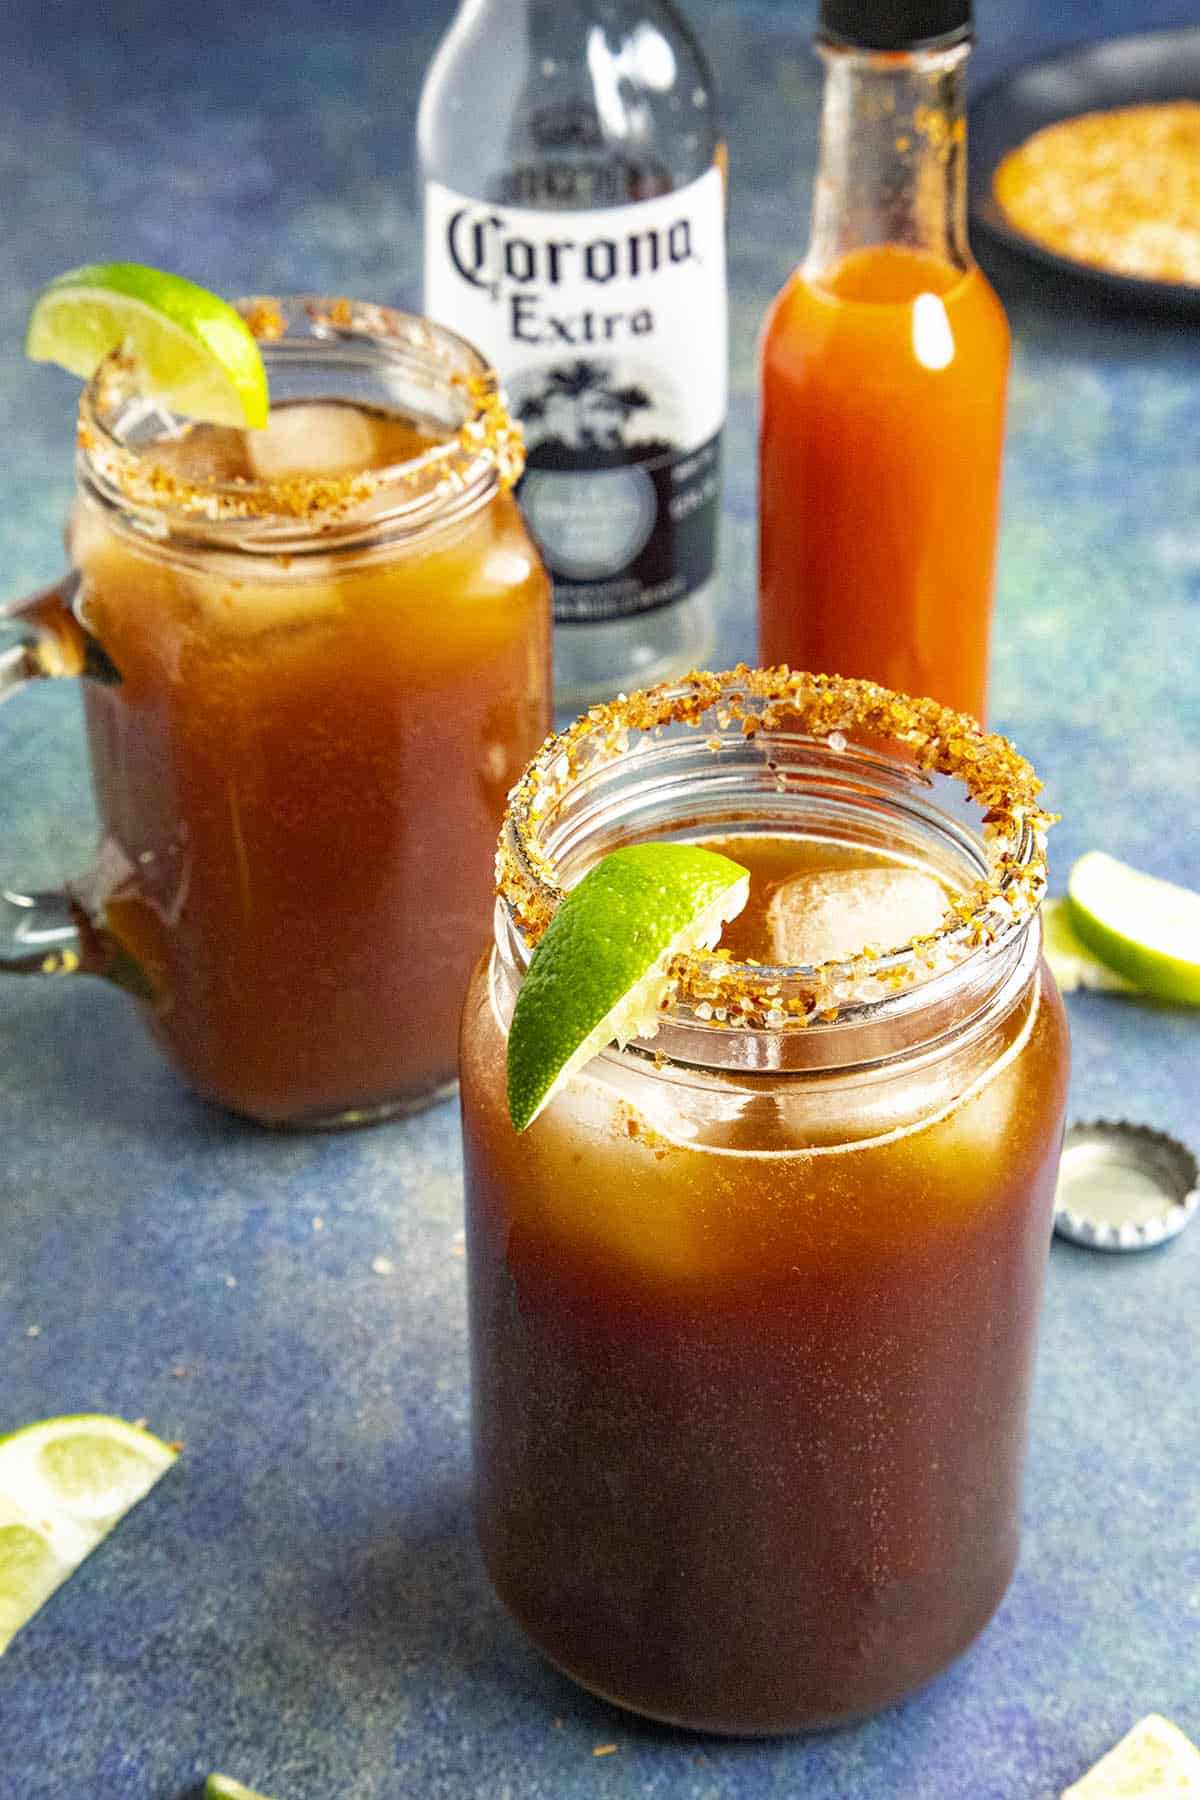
[497,666,1055,1028]
[75,294,525,532]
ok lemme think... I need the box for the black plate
[969,27,1200,311]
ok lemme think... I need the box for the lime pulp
[26,263,269,429]
[1067,851,1200,1004]
[0,1415,177,1654]
[506,842,749,1134]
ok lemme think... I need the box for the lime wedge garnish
[1062,1713,1200,1799]
[206,1778,277,1800]
[26,263,268,428]
[1041,897,1138,995]
[507,842,749,1134]
[0,1414,177,1653]
[1068,851,1200,1004]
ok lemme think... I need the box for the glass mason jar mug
[460,669,1070,1733]
[0,298,551,1126]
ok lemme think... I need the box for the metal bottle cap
[1053,1121,1199,1252]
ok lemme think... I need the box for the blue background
[1,2,1198,1797]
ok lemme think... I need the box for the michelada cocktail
[461,668,1069,1732]
[67,297,550,1124]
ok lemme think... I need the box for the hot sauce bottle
[759,0,1008,723]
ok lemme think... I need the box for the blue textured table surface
[2,2,1198,1796]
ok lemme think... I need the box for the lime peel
[26,263,268,429]
[507,842,749,1134]
[1041,897,1138,996]
[1068,851,1200,1005]
[206,1777,278,1800]
[0,1414,177,1655]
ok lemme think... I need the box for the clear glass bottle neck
[455,0,680,34]
[804,41,972,285]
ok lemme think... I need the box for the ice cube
[150,423,256,484]
[766,867,951,965]
[246,401,381,480]
[190,567,344,639]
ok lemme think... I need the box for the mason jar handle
[0,576,150,995]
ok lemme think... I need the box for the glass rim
[74,294,525,551]
[497,666,1054,1034]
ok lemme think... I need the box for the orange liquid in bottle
[759,245,1009,722]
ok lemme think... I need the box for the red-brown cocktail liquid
[76,399,550,1124]
[462,822,1068,1731]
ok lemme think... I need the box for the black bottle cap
[818,0,972,52]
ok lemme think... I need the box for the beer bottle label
[424,169,726,623]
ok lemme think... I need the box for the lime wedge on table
[1068,851,1200,1004]
[1062,1713,1200,1798]
[507,842,749,1134]
[1041,897,1138,996]
[26,263,268,428]
[206,1778,277,1800]
[0,1414,177,1653]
